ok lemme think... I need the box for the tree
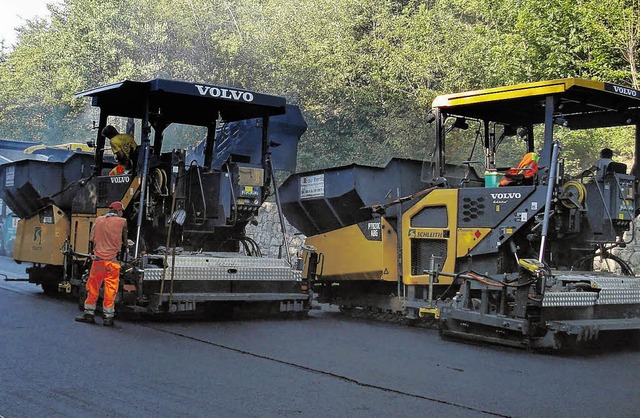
[1,0,639,170]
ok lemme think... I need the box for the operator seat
[605,161,627,175]
[499,152,539,186]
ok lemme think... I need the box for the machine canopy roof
[74,79,287,125]
[432,78,640,129]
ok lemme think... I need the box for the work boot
[75,313,95,324]
[103,317,115,327]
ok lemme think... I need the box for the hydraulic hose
[159,179,179,298]
[539,141,560,263]
[268,153,291,265]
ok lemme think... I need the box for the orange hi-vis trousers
[83,260,120,319]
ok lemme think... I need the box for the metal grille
[411,239,447,275]
[144,266,301,282]
[542,292,599,307]
[142,254,301,282]
[461,197,486,223]
[596,289,640,305]
[591,276,640,305]
[589,277,640,289]
[545,276,640,306]
[162,255,296,269]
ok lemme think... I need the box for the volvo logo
[611,85,638,97]
[491,192,521,200]
[195,85,255,102]
[606,83,640,98]
[110,176,131,184]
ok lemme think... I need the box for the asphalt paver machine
[282,79,640,349]
[2,79,310,317]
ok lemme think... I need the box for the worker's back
[93,215,126,260]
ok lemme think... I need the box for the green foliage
[0,0,638,170]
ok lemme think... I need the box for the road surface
[1,256,638,417]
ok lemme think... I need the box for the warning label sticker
[5,166,14,187]
[300,174,325,199]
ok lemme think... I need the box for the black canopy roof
[74,79,287,125]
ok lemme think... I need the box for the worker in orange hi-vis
[75,201,128,327]
[499,152,540,186]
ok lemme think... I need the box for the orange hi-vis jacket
[109,164,127,176]
[92,214,127,260]
[499,152,540,186]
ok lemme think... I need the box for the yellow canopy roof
[432,78,640,128]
